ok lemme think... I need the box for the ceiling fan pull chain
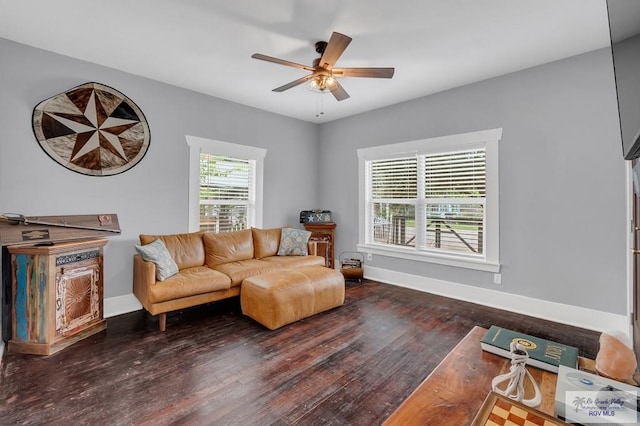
[316,93,325,118]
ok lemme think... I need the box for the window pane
[367,149,486,255]
[200,154,250,201]
[199,154,252,232]
[426,203,483,254]
[371,202,416,247]
[425,150,485,198]
[200,204,247,233]
[371,157,417,199]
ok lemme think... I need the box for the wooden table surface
[383,325,562,425]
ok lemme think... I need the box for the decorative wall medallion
[32,82,150,176]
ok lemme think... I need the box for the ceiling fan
[251,32,395,101]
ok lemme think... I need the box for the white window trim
[357,128,502,273]
[186,135,266,232]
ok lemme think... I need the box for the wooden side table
[304,223,336,268]
[8,238,108,355]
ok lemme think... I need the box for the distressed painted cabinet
[8,238,107,355]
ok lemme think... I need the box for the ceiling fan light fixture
[308,75,337,93]
[308,78,320,91]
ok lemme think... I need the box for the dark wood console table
[383,326,568,425]
[304,222,336,268]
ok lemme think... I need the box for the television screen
[607,0,640,160]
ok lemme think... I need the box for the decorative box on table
[299,210,332,224]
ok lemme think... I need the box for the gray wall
[0,38,319,299]
[318,47,628,315]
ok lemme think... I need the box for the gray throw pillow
[277,228,311,256]
[135,239,179,281]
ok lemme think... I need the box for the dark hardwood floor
[1,280,600,425]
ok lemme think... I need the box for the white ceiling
[0,0,612,123]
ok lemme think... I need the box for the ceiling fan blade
[319,32,352,69]
[332,67,395,78]
[329,80,350,101]
[251,53,316,72]
[273,73,319,92]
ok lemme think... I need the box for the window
[357,128,501,272]
[187,136,266,233]
[199,154,253,233]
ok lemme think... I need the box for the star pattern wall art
[32,82,150,176]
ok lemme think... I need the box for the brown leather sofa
[133,227,326,331]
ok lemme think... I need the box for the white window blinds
[199,154,256,233]
[371,157,417,199]
[424,150,486,199]
[424,149,486,254]
[366,148,486,255]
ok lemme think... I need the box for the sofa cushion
[260,255,325,268]
[211,259,281,287]
[148,266,231,304]
[135,239,179,281]
[139,232,205,270]
[204,229,254,267]
[277,228,312,256]
[252,227,281,259]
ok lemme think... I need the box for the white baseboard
[104,294,142,318]
[365,265,629,334]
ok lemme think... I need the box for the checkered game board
[483,397,560,426]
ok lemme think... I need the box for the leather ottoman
[240,266,345,330]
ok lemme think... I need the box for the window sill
[356,243,500,273]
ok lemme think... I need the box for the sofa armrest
[133,254,157,309]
